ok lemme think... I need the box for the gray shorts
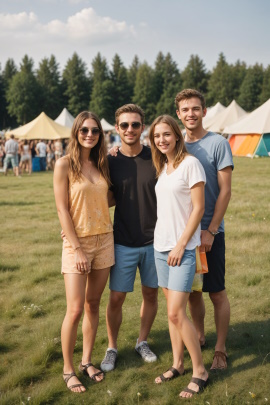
[4,154,18,168]
[109,244,158,292]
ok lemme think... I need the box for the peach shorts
[61,232,115,274]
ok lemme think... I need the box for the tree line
[0,52,270,129]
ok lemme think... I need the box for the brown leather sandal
[63,372,85,392]
[155,367,185,384]
[210,350,228,371]
[180,377,209,397]
[79,362,104,382]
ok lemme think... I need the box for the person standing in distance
[175,89,233,371]
[100,104,158,372]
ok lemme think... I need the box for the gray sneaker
[135,340,157,363]
[100,349,117,372]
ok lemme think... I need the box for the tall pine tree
[207,53,234,106]
[62,53,91,117]
[260,65,270,104]
[181,55,209,94]
[110,54,132,112]
[238,64,264,111]
[7,55,41,124]
[155,53,182,117]
[36,55,63,118]
[132,62,156,124]
[89,53,114,123]
[1,59,18,128]
[127,55,140,99]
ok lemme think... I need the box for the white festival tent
[203,102,226,127]
[101,118,115,131]
[204,100,248,133]
[223,98,270,135]
[5,112,71,140]
[54,108,75,128]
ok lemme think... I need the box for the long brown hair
[149,115,188,177]
[67,111,110,184]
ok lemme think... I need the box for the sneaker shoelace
[139,343,153,356]
[104,351,116,363]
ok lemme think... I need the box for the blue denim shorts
[154,248,196,292]
[109,244,158,292]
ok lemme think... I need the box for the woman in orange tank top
[54,111,115,393]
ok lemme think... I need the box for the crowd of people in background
[0,137,70,175]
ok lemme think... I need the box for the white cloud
[0,11,39,31]
[0,8,135,43]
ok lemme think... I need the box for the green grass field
[0,157,269,404]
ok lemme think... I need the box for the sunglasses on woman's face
[118,122,142,130]
[79,127,101,136]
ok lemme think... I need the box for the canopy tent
[203,102,226,127]
[254,134,270,156]
[224,98,270,157]
[54,108,75,128]
[6,112,71,140]
[204,100,247,133]
[101,118,115,131]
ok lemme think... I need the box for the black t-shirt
[108,146,157,247]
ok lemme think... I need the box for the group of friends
[53,88,233,399]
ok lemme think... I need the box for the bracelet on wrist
[207,229,219,237]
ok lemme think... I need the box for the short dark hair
[115,104,145,125]
[175,89,206,110]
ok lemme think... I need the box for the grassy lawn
[0,157,269,404]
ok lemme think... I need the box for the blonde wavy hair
[149,115,188,177]
[67,111,110,185]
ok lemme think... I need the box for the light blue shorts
[109,244,158,292]
[154,248,196,292]
[4,154,18,169]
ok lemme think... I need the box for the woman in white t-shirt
[149,115,209,398]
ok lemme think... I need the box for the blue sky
[0,0,269,72]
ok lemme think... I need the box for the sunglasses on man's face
[118,122,142,130]
[79,127,101,136]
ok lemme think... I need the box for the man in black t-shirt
[100,104,158,372]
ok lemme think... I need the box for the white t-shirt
[36,142,47,157]
[154,155,206,252]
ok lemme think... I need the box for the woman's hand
[108,146,119,156]
[167,246,185,267]
[75,248,90,274]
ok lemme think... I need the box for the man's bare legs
[210,290,230,349]
[188,289,230,369]
[106,290,126,349]
[138,285,158,343]
[188,291,206,346]
[106,285,158,349]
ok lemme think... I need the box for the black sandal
[79,362,104,382]
[63,372,85,392]
[180,377,209,397]
[155,367,184,384]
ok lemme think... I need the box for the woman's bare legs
[62,273,87,393]
[165,290,208,398]
[82,267,110,381]
[155,288,185,383]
